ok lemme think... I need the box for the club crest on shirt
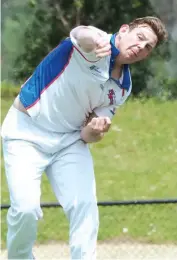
[107,89,116,105]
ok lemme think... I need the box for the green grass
[1,97,177,248]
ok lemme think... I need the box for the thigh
[2,139,51,210]
[46,140,97,211]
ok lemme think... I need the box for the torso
[16,38,131,133]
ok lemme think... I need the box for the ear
[119,24,130,34]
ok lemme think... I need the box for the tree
[2,0,174,98]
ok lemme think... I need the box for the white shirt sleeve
[70,26,108,62]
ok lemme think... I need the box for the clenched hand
[87,117,111,133]
[95,35,112,58]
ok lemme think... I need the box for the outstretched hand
[94,35,111,58]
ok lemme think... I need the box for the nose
[137,42,147,50]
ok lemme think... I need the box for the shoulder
[70,26,111,64]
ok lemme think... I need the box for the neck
[114,60,123,70]
[111,62,123,80]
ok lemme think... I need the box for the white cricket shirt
[19,26,132,133]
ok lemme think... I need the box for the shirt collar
[109,33,131,91]
[110,33,120,58]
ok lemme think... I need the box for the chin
[125,55,139,64]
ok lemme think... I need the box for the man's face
[116,24,158,64]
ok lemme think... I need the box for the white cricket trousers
[1,106,99,260]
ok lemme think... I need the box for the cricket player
[1,16,167,259]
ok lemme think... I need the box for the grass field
[1,97,177,250]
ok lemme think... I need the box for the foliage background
[1,0,177,99]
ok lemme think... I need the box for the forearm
[80,125,104,143]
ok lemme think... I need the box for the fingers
[89,117,111,133]
[93,117,105,132]
[95,36,111,58]
[95,47,111,58]
[101,117,111,130]
[95,35,110,47]
[103,117,111,132]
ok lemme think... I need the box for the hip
[1,105,82,154]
